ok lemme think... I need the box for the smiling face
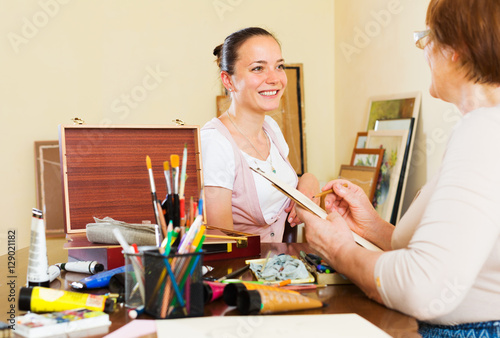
[224,35,287,114]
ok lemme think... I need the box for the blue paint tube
[71,265,127,289]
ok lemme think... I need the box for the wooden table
[0,239,420,337]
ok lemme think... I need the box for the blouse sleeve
[200,128,235,190]
[374,111,500,321]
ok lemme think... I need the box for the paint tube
[27,208,50,287]
[56,261,105,275]
[223,282,300,306]
[19,287,115,313]
[237,288,325,315]
[203,281,226,304]
[71,265,127,289]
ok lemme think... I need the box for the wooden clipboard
[251,167,382,252]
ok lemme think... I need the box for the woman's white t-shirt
[201,116,296,224]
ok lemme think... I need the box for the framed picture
[350,148,384,202]
[366,92,421,131]
[374,118,415,224]
[354,132,368,149]
[351,148,384,168]
[338,165,379,201]
[34,140,64,237]
[366,129,409,224]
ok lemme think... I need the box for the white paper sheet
[155,313,391,337]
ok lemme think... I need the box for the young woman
[201,27,318,242]
[297,0,500,336]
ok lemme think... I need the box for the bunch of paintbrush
[157,144,189,238]
[146,144,191,247]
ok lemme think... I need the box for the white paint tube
[27,208,50,287]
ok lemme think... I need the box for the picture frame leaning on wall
[374,118,415,224]
[350,148,385,202]
[366,129,409,224]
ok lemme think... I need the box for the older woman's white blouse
[375,106,500,325]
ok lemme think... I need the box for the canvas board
[366,130,409,223]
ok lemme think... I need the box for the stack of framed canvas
[347,92,421,225]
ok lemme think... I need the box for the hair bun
[213,44,223,57]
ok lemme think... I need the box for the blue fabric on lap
[418,320,500,338]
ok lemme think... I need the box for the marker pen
[56,261,105,275]
[71,265,127,289]
[48,265,61,282]
[128,305,145,319]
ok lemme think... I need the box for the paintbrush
[261,251,272,273]
[163,161,172,196]
[146,155,162,227]
[179,143,188,199]
[170,154,180,228]
[161,161,174,226]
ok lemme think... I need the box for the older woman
[297,0,500,336]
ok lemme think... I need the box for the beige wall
[0,0,335,254]
[334,0,460,217]
[0,0,461,255]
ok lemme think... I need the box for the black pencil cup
[143,250,204,319]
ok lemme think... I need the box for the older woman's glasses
[413,29,430,49]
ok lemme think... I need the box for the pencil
[216,264,250,282]
[312,183,348,199]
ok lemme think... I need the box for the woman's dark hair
[213,27,279,75]
[426,0,500,84]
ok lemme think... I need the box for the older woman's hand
[296,205,357,264]
[315,179,384,242]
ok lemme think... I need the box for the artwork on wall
[364,92,421,224]
[366,130,409,224]
[216,64,307,175]
[374,118,415,223]
[366,92,421,131]
[350,148,384,201]
[34,140,64,237]
[354,132,368,149]
[338,165,379,201]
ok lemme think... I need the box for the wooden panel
[60,125,202,233]
[34,141,65,237]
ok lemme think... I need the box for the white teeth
[260,90,278,96]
